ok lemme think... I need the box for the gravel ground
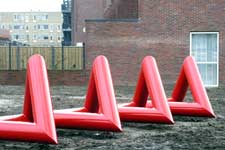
[0,85,224,150]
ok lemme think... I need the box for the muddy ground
[0,85,224,150]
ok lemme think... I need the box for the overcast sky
[0,0,63,12]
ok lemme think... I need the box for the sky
[0,0,63,12]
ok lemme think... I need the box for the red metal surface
[167,56,215,117]
[118,56,174,124]
[0,55,58,144]
[54,55,122,132]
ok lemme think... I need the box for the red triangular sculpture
[54,55,122,131]
[0,54,57,144]
[118,56,174,124]
[166,56,215,117]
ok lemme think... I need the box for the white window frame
[190,32,219,87]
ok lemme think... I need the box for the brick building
[71,0,139,45]
[71,0,105,45]
[72,0,225,87]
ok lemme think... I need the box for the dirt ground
[0,85,224,150]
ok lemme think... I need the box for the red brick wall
[0,70,88,86]
[104,0,139,19]
[86,0,225,86]
[116,0,138,19]
[72,0,104,44]
[85,21,186,86]
[71,0,139,45]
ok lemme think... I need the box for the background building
[0,12,63,46]
[71,0,139,45]
[71,0,104,46]
[61,0,72,46]
[71,0,225,87]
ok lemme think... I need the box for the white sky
[0,0,63,12]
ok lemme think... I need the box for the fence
[0,46,84,70]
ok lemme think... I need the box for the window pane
[197,64,207,84]
[207,34,217,62]
[191,32,218,87]
[197,64,217,85]
[192,34,217,62]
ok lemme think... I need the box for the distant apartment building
[0,12,63,46]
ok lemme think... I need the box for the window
[43,25,48,29]
[37,34,49,40]
[19,35,26,40]
[57,25,61,30]
[190,32,219,87]
[26,35,29,41]
[43,36,49,40]
[36,14,48,21]
[13,34,25,40]
[14,25,24,30]
[13,35,19,40]
[50,25,54,31]
[14,25,20,29]
[14,15,24,21]
[37,24,48,30]
[33,35,37,40]
[25,15,29,22]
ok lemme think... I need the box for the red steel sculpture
[167,56,215,117]
[0,55,215,143]
[0,55,57,144]
[54,55,122,131]
[118,56,174,124]
[145,56,215,117]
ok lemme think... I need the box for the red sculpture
[167,56,215,117]
[0,55,57,144]
[54,55,122,131]
[118,56,174,124]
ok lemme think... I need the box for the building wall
[104,0,139,19]
[0,12,63,46]
[72,0,104,45]
[71,0,139,45]
[85,0,225,86]
[0,70,87,86]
